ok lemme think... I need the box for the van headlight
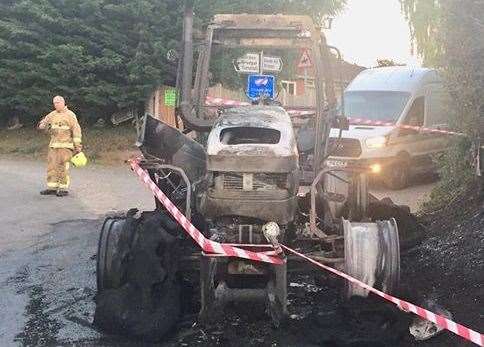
[365,136,388,149]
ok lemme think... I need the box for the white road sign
[234,53,260,74]
[262,56,283,72]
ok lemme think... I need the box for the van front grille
[328,138,362,158]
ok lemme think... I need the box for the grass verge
[0,125,139,165]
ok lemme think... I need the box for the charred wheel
[343,218,400,298]
[94,210,183,341]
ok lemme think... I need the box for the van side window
[426,86,451,127]
[404,96,424,127]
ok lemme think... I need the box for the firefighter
[38,96,82,197]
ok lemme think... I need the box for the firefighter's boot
[56,190,69,197]
[40,189,57,195]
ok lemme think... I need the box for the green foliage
[195,0,346,26]
[422,137,475,212]
[399,0,443,66]
[196,0,346,90]
[0,125,137,163]
[0,0,345,123]
[0,0,183,122]
[401,0,484,208]
[376,59,405,67]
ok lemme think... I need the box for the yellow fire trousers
[47,148,73,190]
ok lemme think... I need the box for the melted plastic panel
[139,115,207,183]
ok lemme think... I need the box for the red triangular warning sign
[298,49,312,68]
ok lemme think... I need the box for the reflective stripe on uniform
[50,142,74,149]
[73,137,82,144]
[47,182,59,188]
[59,182,69,189]
[51,124,71,130]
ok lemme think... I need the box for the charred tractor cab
[95,5,403,341]
[201,106,299,227]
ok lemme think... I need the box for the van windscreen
[344,91,411,122]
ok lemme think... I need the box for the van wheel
[385,159,410,190]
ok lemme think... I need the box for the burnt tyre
[368,200,425,250]
[97,216,131,292]
[94,210,182,341]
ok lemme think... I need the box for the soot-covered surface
[92,210,416,346]
[95,196,482,347]
[159,275,412,347]
[399,193,483,347]
[2,197,481,346]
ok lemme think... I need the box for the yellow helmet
[71,152,88,167]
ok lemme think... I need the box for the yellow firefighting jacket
[39,107,82,149]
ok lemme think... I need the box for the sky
[325,0,421,68]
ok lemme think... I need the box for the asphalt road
[0,157,153,346]
[0,157,436,346]
[370,175,436,212]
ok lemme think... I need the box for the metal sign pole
[260,50,264,74]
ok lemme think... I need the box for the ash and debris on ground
[121,193,484,347]
[161,275,411,347]
[399,192,484,347]
[2,194,482,346]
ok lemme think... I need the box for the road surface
[0,157,436,346]
[0,157,153,346]
[370,175,436,212]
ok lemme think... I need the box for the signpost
[234,53,260,74]
[262,56,283,73]
[298,48,313,87]
[234,52,283,74]
[234,52,282,101]
[164,89,177,107]
[297,49,313,69]
[247,74,275,100]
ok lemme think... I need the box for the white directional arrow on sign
[234,53,260,74]
[234,53,283,74]
[262,56,283,72]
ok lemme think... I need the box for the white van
[327,67,450,189]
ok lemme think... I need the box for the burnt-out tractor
[94,6,402,341]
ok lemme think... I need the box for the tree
[0,0,183,123]
[195,0,347,26]
[399,0,443,66]
[400,0,484,206]
[0,0,346,123]
[376,59,405,67]
[194,0,347,89]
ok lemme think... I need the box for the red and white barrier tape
[205,96,465,137]
[130,160,283,265]
[206,96,250,107]
[348,117,465,137]
[281,245,484,346]
[205,96,314,116]
[130,156,481,345]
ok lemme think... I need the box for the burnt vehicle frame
[95,5,402,338]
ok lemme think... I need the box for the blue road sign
[247,74,275,100]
